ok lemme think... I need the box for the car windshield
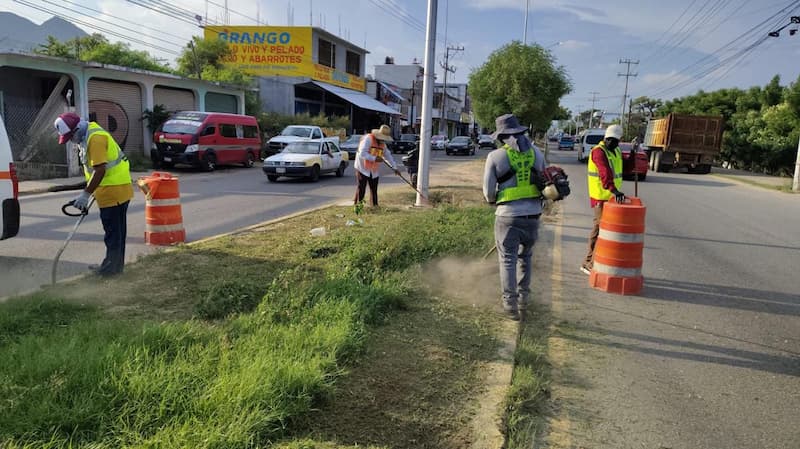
[344,135,362,144]
[400,134,418,141]
[561,136,573,141]
[284,142,320,154]
[479,135,493,140]
[585,135,603,145]
[161,119,203,135]
[432,135,445,141]
[281,126,313,137]
[451,137,470,144]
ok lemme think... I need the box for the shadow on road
[642,278,800,318]
[642,175,734,187]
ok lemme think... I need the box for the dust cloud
[420,256,500,309]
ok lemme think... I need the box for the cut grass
[0,193,503,448]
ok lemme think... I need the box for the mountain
[0,12,88,52]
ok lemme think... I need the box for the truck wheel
[309,165,320,182]
[698,164,711,174]
[335,162,346,177]
[649,151,656,171]
[267,175,278,182]
[243,152,255,168]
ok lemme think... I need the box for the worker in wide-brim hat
[353,124,400,208]
[54,112,133,277]
[483,114,547,321]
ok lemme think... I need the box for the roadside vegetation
[0,186,524,448]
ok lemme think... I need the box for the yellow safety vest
[81,122,131,186]
[496,145,541,204]
[587,141,622,201]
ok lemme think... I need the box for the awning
[378,80,406,103]
[310,81,401,115]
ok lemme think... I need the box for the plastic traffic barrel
[136,172,185,245]
[589,196,646,295]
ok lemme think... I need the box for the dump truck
[644,113,724,174]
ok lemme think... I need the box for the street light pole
[793,134,800,192]
[417,0,438,207]
[523,0,529,44]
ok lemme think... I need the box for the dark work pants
[354,171,380,206]
[98,201,129,275]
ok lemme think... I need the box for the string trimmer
[382,159,427,200]
[52,198,95,285]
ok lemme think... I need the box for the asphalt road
[541,144,800,448]
[0,158,420,298]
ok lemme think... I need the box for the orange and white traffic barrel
[589,196,646,295]
[137,172,185,245]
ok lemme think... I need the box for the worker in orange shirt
[353,124,400,207]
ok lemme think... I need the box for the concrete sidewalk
[710,166,794,190]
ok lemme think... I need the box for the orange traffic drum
[137,172,185,245]
[589,196,646,295]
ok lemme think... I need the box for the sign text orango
[204,26,366,92]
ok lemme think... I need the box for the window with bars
[318,39,336,68]
[346,51,360,76]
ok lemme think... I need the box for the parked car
[262,138,347,182]
[619,142,648,181]
[391,133,419,154]
[445,136,475,156]
[431,134,449,150]
[0,113,20,240]
[477,134,495,149]
[558,135,575,150]
[151,111,261,171]
[340,134,362,160]
[577,128,606,163]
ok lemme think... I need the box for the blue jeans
[98,201,129,275]
[495,215,540,311]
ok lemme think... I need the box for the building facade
[0,51,244,178]
[205,26,399,134]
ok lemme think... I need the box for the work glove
[72,190,92,212]
[613,190,626,203]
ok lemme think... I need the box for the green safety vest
[496,145,541,204]
[587,140,623,201]
[81,122,131,186]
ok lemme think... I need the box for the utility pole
[439,44,463,136]
[793,135,800,192]
[588,92,599,129]
[417,0,438,207]
[523,0,530,44]
[618,58,639,136]
[575,104,583,133]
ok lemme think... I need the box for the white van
[0,114,20,240]
[577,128,606,163]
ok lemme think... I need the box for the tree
[36,34,170,73]
[468,41,572,133]
[176,37,262,115]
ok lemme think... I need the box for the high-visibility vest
[496,145,541,204]
[80,122,131,186]
[587,140,622,201]
[362,134,385,172]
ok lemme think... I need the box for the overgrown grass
[504,304,553,448]
[0,203,496,448]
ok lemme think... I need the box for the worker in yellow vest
[581,124,625,275]
[55,112,133,277]
[483,114,547,321]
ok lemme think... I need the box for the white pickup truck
[1,114,20,240]
[266,125,325,156]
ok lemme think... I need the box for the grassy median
[0,187,511,448]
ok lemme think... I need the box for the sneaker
[580,265,591,275]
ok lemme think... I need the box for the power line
[13,0,182,56]
[57,0,187,42]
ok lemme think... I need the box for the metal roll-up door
[154,86,195,113]
[88,79,143,155]
[205,92,238,113]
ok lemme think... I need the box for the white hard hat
[604,124,623,140]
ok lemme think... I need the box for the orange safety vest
[362,134,385,172]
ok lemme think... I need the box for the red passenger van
[151,111,262,171]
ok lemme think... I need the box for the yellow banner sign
[204,26,366,92]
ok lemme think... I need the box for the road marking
[548,212,572,448]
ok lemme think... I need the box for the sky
[4,0,799,122]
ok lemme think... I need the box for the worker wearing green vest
[55,112,133,277]
[483,114,547,321]
[581,124,626,275]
